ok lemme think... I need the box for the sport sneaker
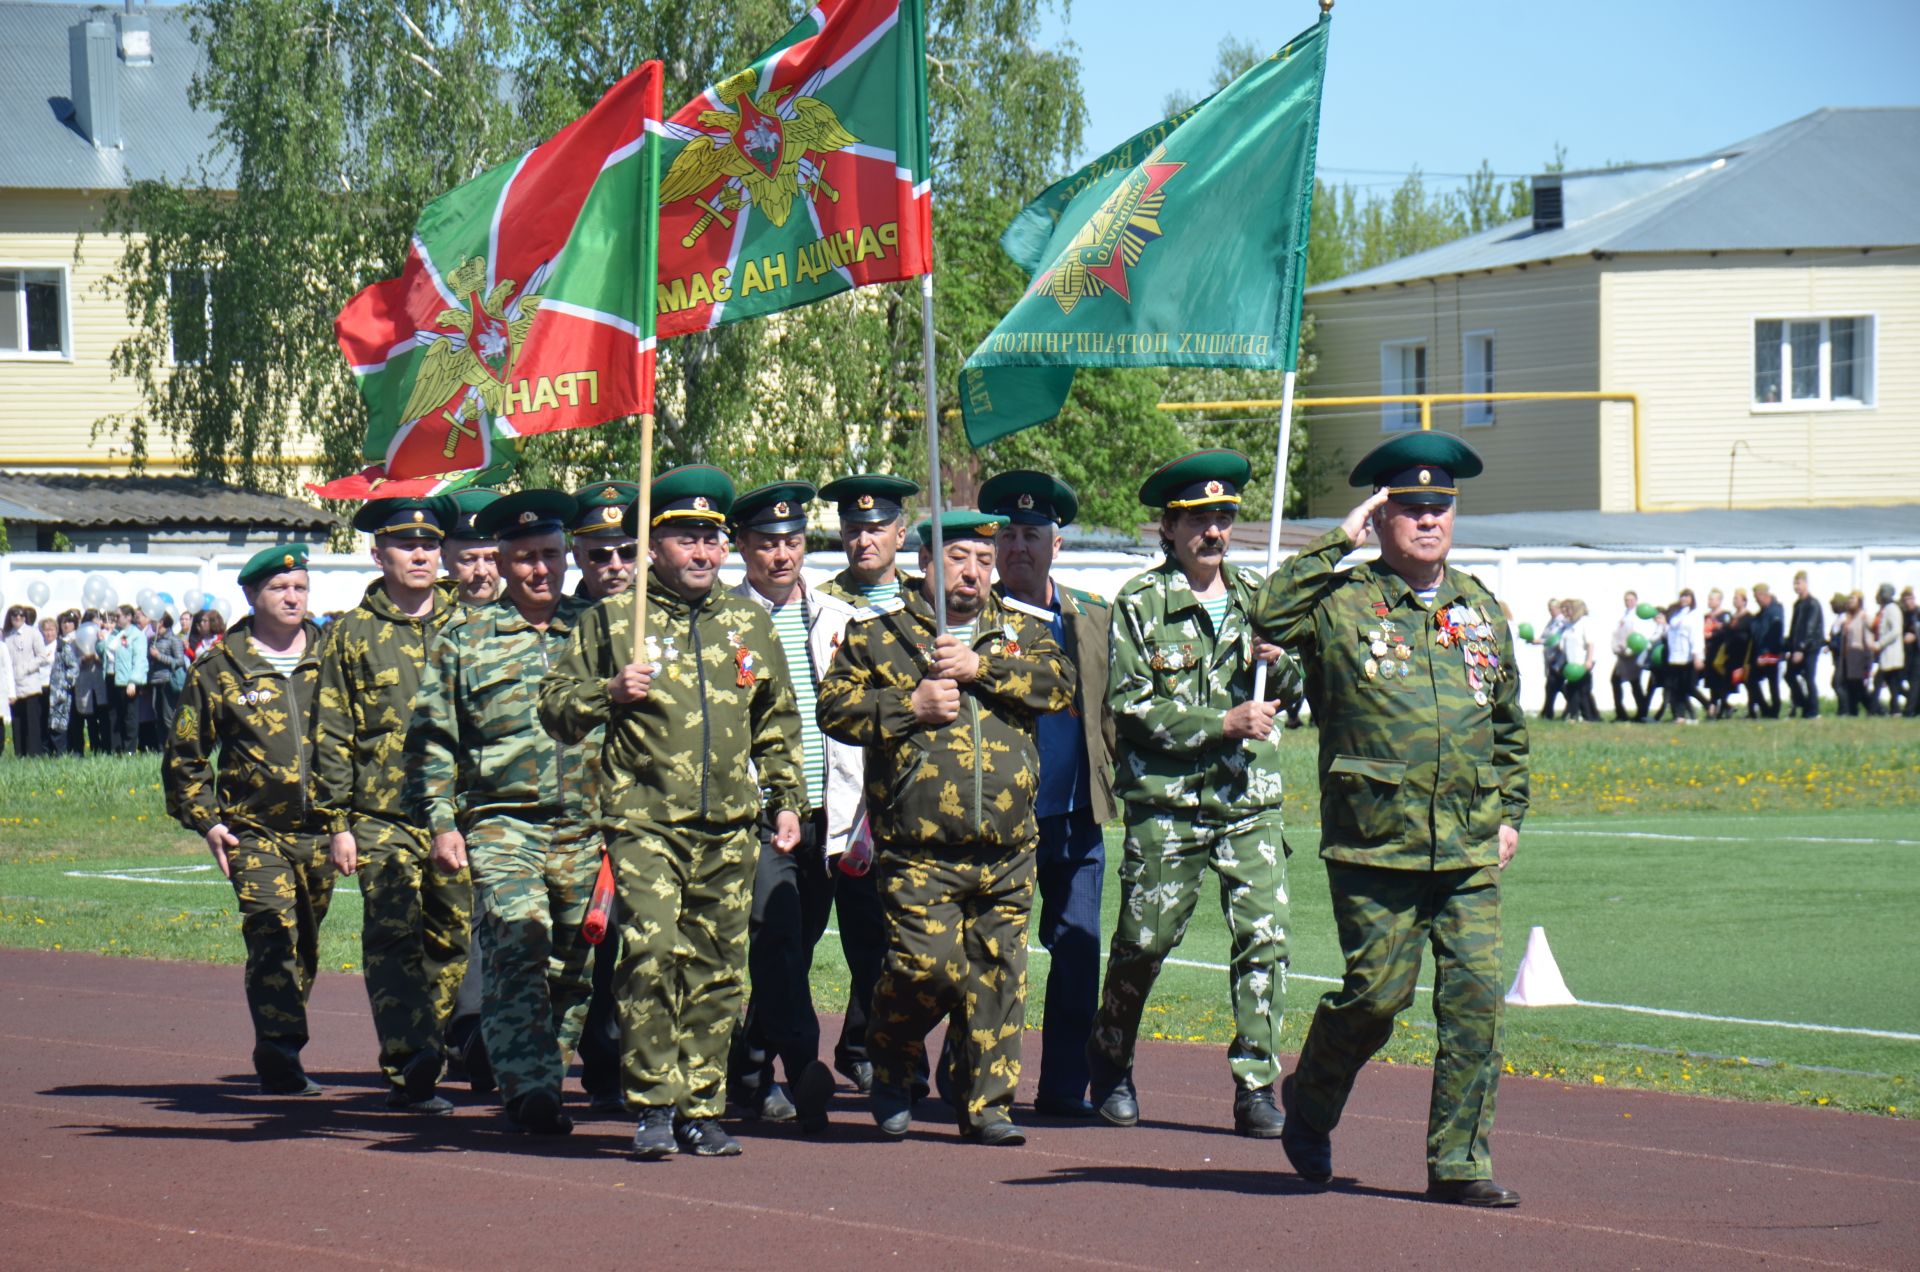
[631,1107,678,1159]
[675,1115,742,1157]
[386,1089,455,1116]
[754,1082,797,1123]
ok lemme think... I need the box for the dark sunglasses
[586,543,639,565]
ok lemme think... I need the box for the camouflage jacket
[537,572,804,827]
[406,593,599,839]
[163,617,326,838]
[815,567,922,606]
[313,579,462,834]
[1253,527,1530,871]
[1108,558,1303,822]
[816,585,1075,853]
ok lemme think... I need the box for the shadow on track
[1001,1163,1429,1204]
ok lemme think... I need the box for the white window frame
[0,262,74,361]
[166,267,215,368]
[1379,338,1426,432]
[1750,313,1875,412]
[1461,329,1495,427]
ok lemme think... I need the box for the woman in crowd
[68,609,109,754]
[102,604,148,754]
[186,608,227,661]
[1559,599,1602,721]
[4,604,52,757]
[1837,592,1874,716]
[148,613,189,744]
[1536,599,1570,719]
[47,610,83,754]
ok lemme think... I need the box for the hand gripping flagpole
[921,272,947,632]
[632,69,665,649]
[1250,369,1296,703]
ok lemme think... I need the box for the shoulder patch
[999,595,1053,622]
[852,596,906,622]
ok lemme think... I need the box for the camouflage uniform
[313,579,471,1091]
[164,617,333,1069]
[407,593,601,1108]
[1094,559,1304,1091]
[537,574,803,1118]
[816,588,1074,1131]
[1253,526,1529,1182]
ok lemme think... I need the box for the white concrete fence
[4,543,1916,713]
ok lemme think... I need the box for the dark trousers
[152,682,183,744]
[1840,676,1869,716]
[1539,668,1566,720]
[107,686,141,753]
[833,863,889,1073]
[577,919,622,1098]
[1747,661,1782,718]
[1663,664,1697,720]
[730,810,836,1098]
[1034,809,1105,1103]
[10,691,47,757]
[1609,665,1648,721]
[1785,650,1821,717]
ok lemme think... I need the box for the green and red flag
[959,16,1330,446]
[305,429,520,501]
[333,62,665,480]
[654,0,931,335]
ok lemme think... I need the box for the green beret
[916,510,1006,548]
[351,496,450,539]
[978,470,1078,528]
[633,464,735,533]
[569,480,640,539]
[476,489,577,541]
[820,473,919,526]
[444,488,503,541]
[1348,432,1484,507]
[1138,449,1252,510]
[238,543,310,589]
[731,481,817,537]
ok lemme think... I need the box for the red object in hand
[582,855,616,945]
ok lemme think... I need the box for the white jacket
[1666,605,1705,664]
[732,579,866,857]
[1560,616,1592,670]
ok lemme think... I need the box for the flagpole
[1250,368,1296,702]
[632,69,664,648]
[920,272,946,631]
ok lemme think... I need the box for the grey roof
[0,1,228,191]
[0,473,337,531]
[1245,505,1920,553]
[1311,108,1920,292]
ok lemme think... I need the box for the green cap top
[476,489,577,541]
[730,481,817,537]
[351,496,450,539]
[978,469,1078,528]
[445,488,503,541]
[238,543,310,589]
[916,510,1007,548]
[1347,432,1485,507]
[632,464,735,533]
[1138,449,1252,510]
[568,479,640,539]
[820,473,919,526]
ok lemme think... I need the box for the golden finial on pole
[1320,0,1334,13]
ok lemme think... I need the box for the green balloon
[1544,632,1561,648]
[1636,602,1658,620]
[1651,644,1667,665]
[1627,632,1649,654]
[1518,623,1535,641]
[1564,662,1588,682]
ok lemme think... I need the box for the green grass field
[3,716,1916,1117]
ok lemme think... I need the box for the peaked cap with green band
[978,469,1079,528]
[916,509,1006,548]
[238,543,310,589]
[820,473,919,526]
[352,496,451,539]
[477,489,577,541]
[1138,449,1252,510]
[569,480,640,539]
[1348,432,1484,507]
[445,488,503,541]
[628,465,735,534]
[731,481,817,538]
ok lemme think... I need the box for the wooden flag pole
[920,272,947,631]
[631,411,655,641]
[631,70,664,649]
[1250,367,1296,703]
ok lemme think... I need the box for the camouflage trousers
[1292,862,1504,1183]
[868,845,1035,1131]
[1092,806,1289,1090]
[352,815,472,1089]
[609,819,756,1118]
[227,829,336,1057]
[467,814,600,1106]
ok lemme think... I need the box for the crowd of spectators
[2,602,221,757]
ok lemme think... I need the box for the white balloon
[135,587,159,613]
[26,580,50,607]
[183,589,205,615]
[81,574,113,608]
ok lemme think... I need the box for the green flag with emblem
[959,15,1330,447]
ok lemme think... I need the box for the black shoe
[586,1091,628,1117]
[1086,1042,1139,1127]
[260,1073,324,1097]
[463,1031,496,1096]
[1233,1085,1286,1139]
[385,1088,455,1116]
[401,1049,443,1104]
[792,1060,834,1135]
[751,1082,797,1123]
[252,1042,321,1096]
[871,1083,913,1138]
[675,1115,742,1157]
[506,1088,574,1136]
[838,1058,875,1094]
[1032,1093,1096,1119]
[631,1107,678,1159]
[969,1119,1027,1146]
[1427,1178,1520,1207]
[1277,1075,1331,1183]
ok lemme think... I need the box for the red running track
[1,948,1914,1270]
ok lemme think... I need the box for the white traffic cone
[1505,925,1577,1007]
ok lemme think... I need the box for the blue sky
[1038,0,1920,186]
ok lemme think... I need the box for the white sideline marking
[1528,828,1920,847]
[62,864,226,888]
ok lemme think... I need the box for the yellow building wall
[1302,261,1602,515]
[1599,248,1920,511]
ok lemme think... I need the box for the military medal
[1474,690,1489,706]
[735,646,757,687]
[1364,657,1379,679]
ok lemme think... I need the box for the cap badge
[602,506,621,523]
[601,487,618,500]
[412,510,425,522]
[1419,469,1432,486]
[1016,492,1035,511]
[282,553,294,568]
[693,496,711,511]
[856,493,875,510]
[519,510,537,525]
[1205,480,1224,497]
[772,501,790,517]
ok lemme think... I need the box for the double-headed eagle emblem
[660,69,859,246]
[399,255,550,454]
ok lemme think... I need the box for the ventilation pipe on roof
[117,0,153,67]
[1531,175,1563,232]
[68,11,122,149]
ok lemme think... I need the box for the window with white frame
[1753,316,1873,408]
[1379,339,1426,430]
[0,266,69,358]
[168,268,213,366]
[1462,330,1495,426]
